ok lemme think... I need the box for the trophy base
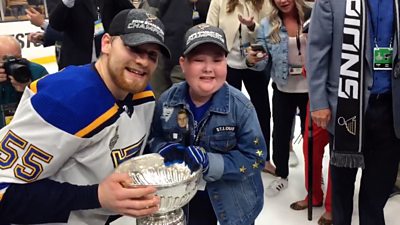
[137,209,185,225]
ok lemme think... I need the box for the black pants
[227,67,271,160]
[271,83,308,178]
[331,93,400,225]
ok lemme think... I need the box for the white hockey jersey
[0,64,155,225]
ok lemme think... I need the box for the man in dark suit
[26,5,64,68]
[50,0,103,69]
[148,0,193,98]
[50,0,134,69]
[307,0,400,224]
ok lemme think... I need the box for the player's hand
[9,76,31,92]
[311,108,331,129]
[25,7,45,27]
[238,15,255,31]
[98,173,160,217]
[0,63,7,83]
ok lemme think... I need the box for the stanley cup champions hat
[108,9,171,58]
[183,23,229,56]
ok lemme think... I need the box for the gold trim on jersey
[75,104,119,137]
[0,186,6,201]
[111,135,145,167]
[133,90,155,100]
[29,79,39,94]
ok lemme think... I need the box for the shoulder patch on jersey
[30,65,122,137]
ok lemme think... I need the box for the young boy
[150,24,267,225]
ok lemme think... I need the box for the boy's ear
[179,56,186,74]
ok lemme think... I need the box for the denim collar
[167,82,230,114]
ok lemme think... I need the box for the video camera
[2,56,32,83]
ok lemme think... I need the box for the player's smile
[126,66,147,78]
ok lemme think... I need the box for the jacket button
[213,195,219,200]
[220,213,225,219]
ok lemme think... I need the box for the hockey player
[0,9,170,225]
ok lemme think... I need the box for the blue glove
[185,146,209,173]
[158,143,186,165]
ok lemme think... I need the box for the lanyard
[238,3,251,57]
[92,0,100,20]
[193,115,210,146]
[97,6,101,20]
[296,29,302,56]
[239,24,245,57]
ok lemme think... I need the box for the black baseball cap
[108,9,171,58]
[183,23,228,56]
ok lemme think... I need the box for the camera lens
[9,64,31,83]
[3,57,32,83]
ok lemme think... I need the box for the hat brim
[183,40,229,56]
[121,33,171,59]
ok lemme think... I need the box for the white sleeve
[206,0,220,26]
[0,89,86,185]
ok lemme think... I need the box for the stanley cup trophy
[115,153,203,225]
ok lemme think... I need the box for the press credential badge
[94,19,105,36]
[373,47,393,70]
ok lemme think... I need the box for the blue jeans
[187,190,217,225]
[187,190,256,225]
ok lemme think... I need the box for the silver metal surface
[136,209,185,225]
[115,153,202,225]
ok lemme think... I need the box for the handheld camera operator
[0,35,48,128]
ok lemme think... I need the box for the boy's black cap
[183,23,228,56]
[108,9,171,58]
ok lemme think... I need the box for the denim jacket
[255,18,290,86]
[150,82,267,225]
[254,8,311,86]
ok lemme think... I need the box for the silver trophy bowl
[115,153,203,225]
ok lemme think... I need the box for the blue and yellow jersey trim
[75,104,119,137]
[29,65,122,138]
[29,79,39,94]
[0,183,9,201]
[132,85,155,106]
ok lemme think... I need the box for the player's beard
[108,62,152,95]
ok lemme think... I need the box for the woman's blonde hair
[226,0,265,13]
[267,0,310,43]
